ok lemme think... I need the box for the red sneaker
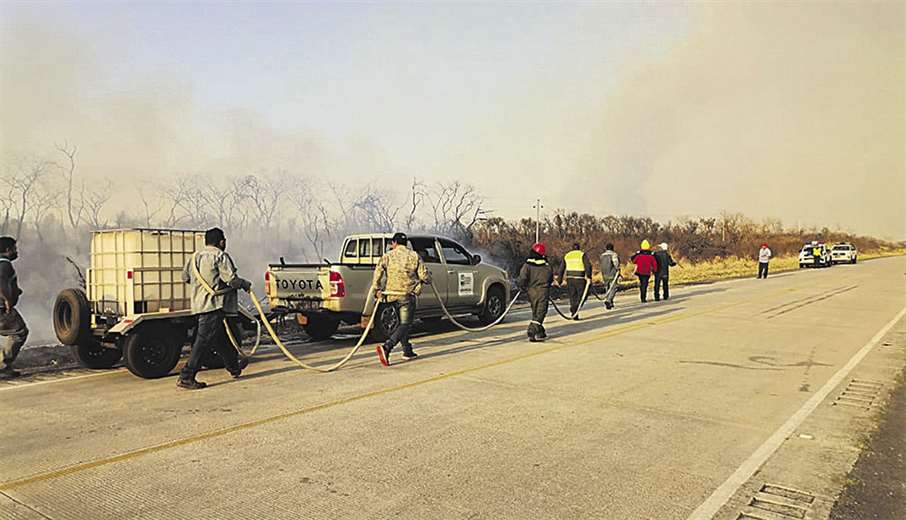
[375,345,390,367]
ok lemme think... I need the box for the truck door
[408,237,446,310]
[438,238,479,310]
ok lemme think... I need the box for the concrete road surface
[2,257,905,520]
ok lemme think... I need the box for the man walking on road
[757,243,772,279]
[599,243,620,310]
[179,227,252,390]
[519,243,553,342]
[653,243,677,301]
[373,232,431,367]
[0,237,27,379]
[557,242,592,320]
[631,240,658,303]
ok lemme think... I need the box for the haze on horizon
[2,1,904,240]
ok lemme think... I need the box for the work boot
[375,344,391,367]
[177,379,207,390]
[229,357,249,379]
[605,302,614,310]
[0,366,21,379]
[528,333,541,343]
[402,349,418,361]
[537,327,547,339]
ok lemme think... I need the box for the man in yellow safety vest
[557,242,592,320]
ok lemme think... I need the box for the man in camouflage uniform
[0,237,27,379]
[372,232,430,366]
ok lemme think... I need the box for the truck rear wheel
[304,317,340,341]
[371,305,400,342]
[53,288,91,345]
[122,328,182,379]
[72,341,122,369]
[478,285,506,325]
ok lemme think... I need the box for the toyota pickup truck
[265,233,511,340]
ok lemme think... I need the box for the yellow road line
[0,288,788,492]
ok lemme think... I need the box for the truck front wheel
[73,341,122,369]
[122,328,182,379]
[305,317,340,341]
[478,285,506,325]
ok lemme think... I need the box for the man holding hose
[373,233,431,367]
[179,227,251,390]
[557,242,592,320]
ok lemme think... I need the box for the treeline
[469,212,900,277]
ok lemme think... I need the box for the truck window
[409,237,441,264]
[359,239,371,257]
[344,240,358,258]
[372,238,384,257]
[439,239,472,266]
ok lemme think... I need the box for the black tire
[304,317,340,341]
[53,288,91,345]
[478,285,506,325]
[122,328,182,379]
[72,341,122,369]
[852,257,857,264]
[371,303,400,342]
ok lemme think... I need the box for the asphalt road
[2,257,905,520]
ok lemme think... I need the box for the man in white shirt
[757,243,772,279]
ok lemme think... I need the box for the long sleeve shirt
[371,245,431,302]
[182,246,249,315]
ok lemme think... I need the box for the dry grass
[592,248,906,289]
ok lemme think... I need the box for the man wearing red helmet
[518,242,554,342]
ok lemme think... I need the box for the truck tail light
[329,271,346,298]
[264,271,272,297]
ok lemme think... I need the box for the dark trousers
[181,309,239,381]
[0,309,28,369]
[637,274,650,302]
[758,262,769,278]
[602,275,618,306]
[654,275,669,300]
[566,278,587,316]
[385,296,416,353]
[527,287,550,338]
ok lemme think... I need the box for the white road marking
[686,303,906,520]
[0,369,128,392]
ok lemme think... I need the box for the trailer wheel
[72,341,121,369]
[478,285,506,325]
[122,328,181,379]
[53,288,91,345]
[371,305,400,342]
[304,317,340,341]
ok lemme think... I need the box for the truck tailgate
[267,265,329,304]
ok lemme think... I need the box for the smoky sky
[1,2,904,239]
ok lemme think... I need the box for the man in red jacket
[631,240,658,303]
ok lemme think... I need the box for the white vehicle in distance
[799,242,832,268]
[831,243,858,264]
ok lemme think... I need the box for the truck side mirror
[472,254,481,265]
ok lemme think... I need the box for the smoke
[571,2,905,239]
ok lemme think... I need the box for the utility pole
[532,198,543,243]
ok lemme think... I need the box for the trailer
[53,229,255,379]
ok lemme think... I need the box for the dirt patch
[830,367,906,520]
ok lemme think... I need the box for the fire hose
[428,283,522,332]
[548,277,592,320]
[225,287,383,373]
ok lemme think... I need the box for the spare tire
[54,288,91,345]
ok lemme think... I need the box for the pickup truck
[265,233,511,340]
